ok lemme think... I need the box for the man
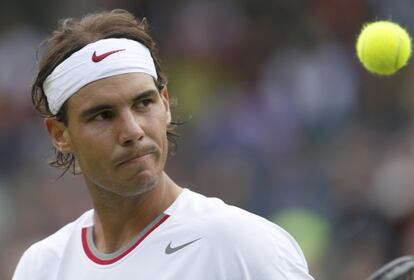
[13,9,314,279]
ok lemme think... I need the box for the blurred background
[1,0,414,279]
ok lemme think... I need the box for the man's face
[53,73,171,197]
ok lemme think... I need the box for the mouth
[115,150,155,167]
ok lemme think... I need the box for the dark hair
[32,9,179,175]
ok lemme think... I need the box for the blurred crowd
[2,0,414,279]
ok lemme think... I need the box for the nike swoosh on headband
[92,49,125,62]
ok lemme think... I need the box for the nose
[117,110,144,146]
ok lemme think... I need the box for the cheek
[147,109,169,141]
[156,116,170,148]
[70,129,112,168]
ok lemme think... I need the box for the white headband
[43,38,158,114]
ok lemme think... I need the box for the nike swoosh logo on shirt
[91,49,125,62]
[165,238,202,254]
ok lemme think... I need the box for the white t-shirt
[13,189,314,279]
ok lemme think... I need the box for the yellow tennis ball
[356,21,412,75]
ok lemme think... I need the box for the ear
[160,88,171,124]
[44,118,73,153]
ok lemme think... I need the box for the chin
[117,174,159,197]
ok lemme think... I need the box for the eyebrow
[79,89,159,119]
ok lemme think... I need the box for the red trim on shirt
[82,214,170,265]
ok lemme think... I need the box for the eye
[92,110,113,121]
[136,98,154,109]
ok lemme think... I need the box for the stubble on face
[64,73,170,199]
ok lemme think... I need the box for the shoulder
[30,210,92,257]
[209,205,313,279]
[218,206,312,278]
[12,210,93,280]
[174,189,303,249]
[209,204,306,258]
[170,190,313,279]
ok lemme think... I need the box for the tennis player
[13,9,314,279]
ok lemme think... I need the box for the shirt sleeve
[254,237,315,280]
[217,208,315,280]
[12,242,59,280]
[12,218,77,280]
[12,245,37,280]
[253,225,314,279]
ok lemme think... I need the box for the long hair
[32,9,179,175]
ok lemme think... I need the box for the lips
[115,149,156,167]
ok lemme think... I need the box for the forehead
[67,72,157,109]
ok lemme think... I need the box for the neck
[85,172,182,254]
